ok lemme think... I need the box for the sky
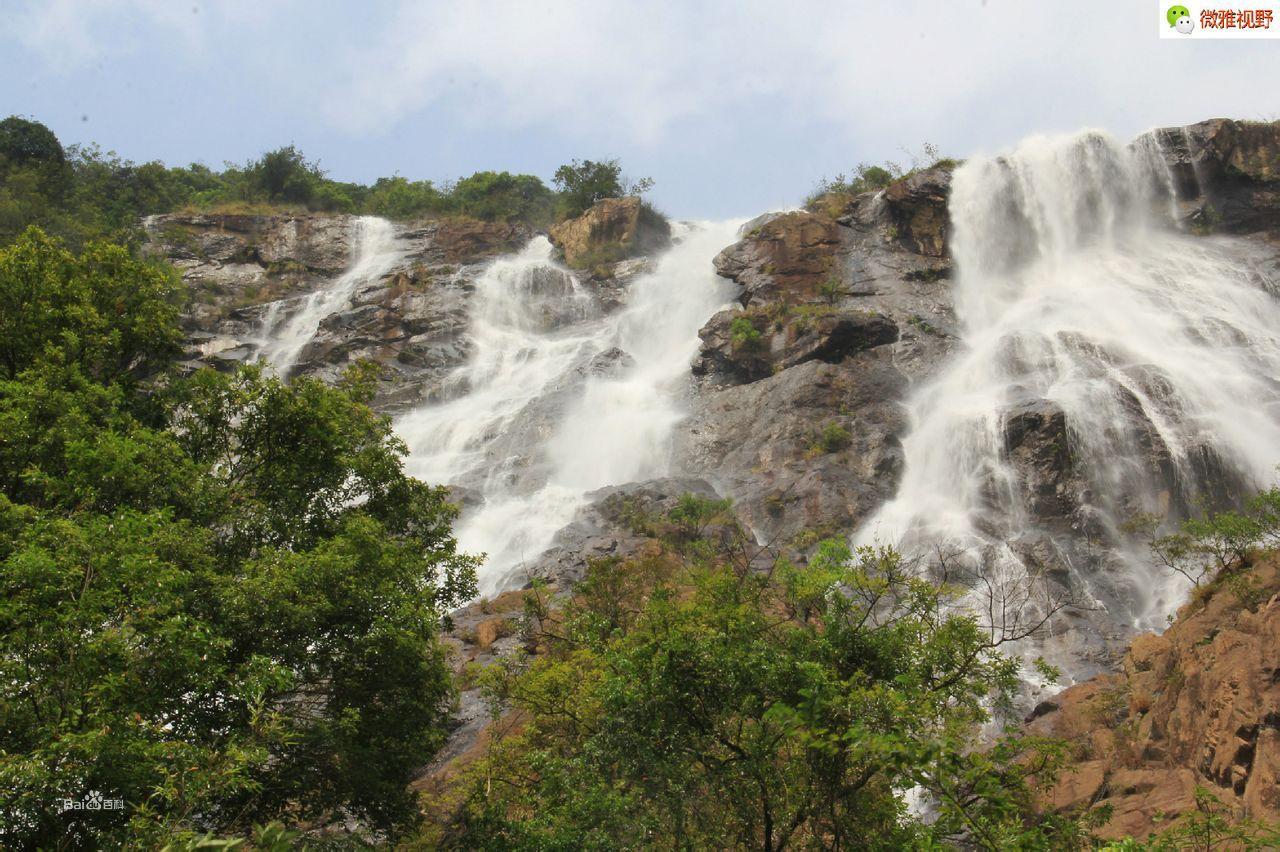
[2,0,1277,219]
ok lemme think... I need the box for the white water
[397,222,741,595]
[859,131,1280,646]
[256,216,404,376]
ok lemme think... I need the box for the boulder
[548,196,671,269]
[1001,398,1078,529]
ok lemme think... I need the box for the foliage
[438,496,1084,850]
[0,116,67,168]
[1,116,650,248]
[804,142,953,212]
[553,157,654,219]
[815,422,853,454]
[1101,787,1280,850]
[730,315,765,351]
[0,227,182,384]
[450,170,555,224]
[0,229,478,847]
[1142,484,1280,588]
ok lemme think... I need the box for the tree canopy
[0,227,478,847]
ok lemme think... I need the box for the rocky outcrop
[1030,556,1280,840]
[427,218,531,263]
[548,196,671,269]
[712,211,842,306]
[881,164,953,257]
[693,306,898,385]
[682,168,958,554]
[144,212,535,412]
[1150,118,1280,234]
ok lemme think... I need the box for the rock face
[1029,557,1280,840]
[548,196,671,269]
[1150,118,1280,234]
[881,164,952,257]
[143,212,533,412]
[712,211,842,306]
[681,171,957,556]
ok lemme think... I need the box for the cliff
[1029,556,1280,840]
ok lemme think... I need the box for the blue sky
[2,0,1277,218]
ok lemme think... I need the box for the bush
[729,315,764,351]
[818,422,852,453]
[451,170,555,225]
[1144,484,1280,588]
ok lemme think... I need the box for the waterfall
[858,131,1280,664]
[256,216,404,376]
[397,222,740,595]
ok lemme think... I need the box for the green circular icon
[1167,5,1191,26]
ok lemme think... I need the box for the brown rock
[548,196,671,269]
[712,211,841,306]
[1029,557,1280,839]
[1150,118,1280,234]
[431,218,531,264]
[882,165,953,257]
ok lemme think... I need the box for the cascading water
[858,131,1280,672]
[256,216,403,375]
[397,222,740,596]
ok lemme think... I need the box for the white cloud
[316,0,1278,152]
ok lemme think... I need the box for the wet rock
[1002,398,1078,529]
[512,478,723,588]
[583,347,635,377]
[1149,118,1280,235]
[548,196,672,269]
[680,357,907,552]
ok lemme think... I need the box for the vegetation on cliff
[0,116,655,250]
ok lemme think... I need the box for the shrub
[729,315,764,351]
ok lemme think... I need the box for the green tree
[552,158,653,219]
[445,499,1079,850]
[243,145,322,206]
[0,116,66,170]
[0,229,478,847]
[451,170,555,225]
